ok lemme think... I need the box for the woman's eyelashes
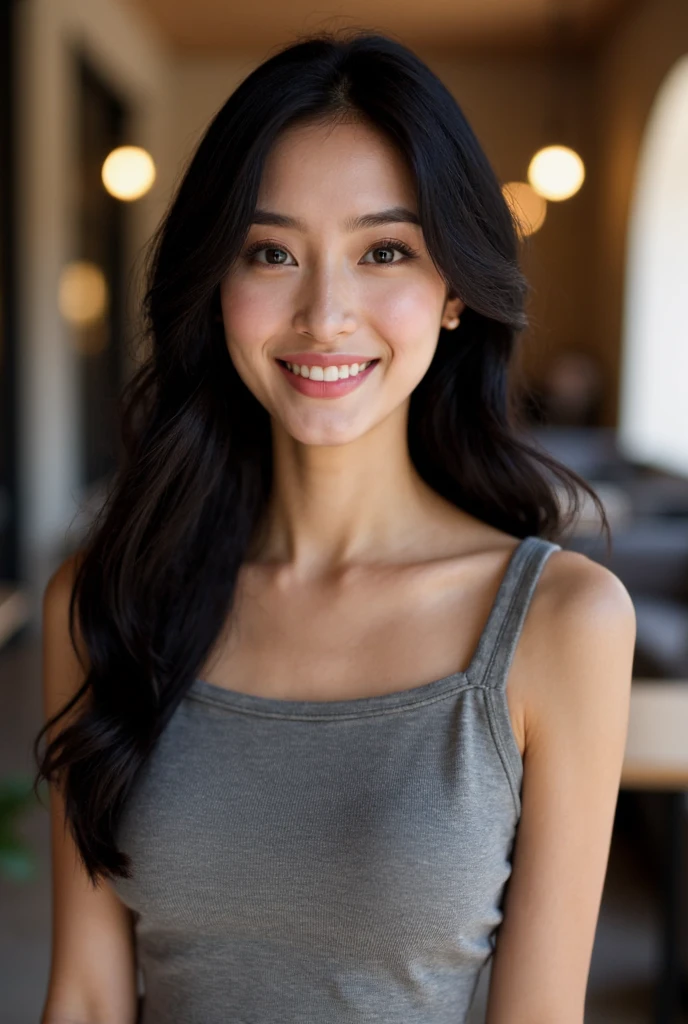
[242,238,420,268]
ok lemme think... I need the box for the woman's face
[219,117,463,447]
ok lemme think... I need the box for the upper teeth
[284,361,373,381]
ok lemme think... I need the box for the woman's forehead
[256,123,418,224]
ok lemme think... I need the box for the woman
[35,30,636,1024]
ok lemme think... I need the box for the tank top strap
[466,535,562,690]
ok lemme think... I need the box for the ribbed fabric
[111,534,561,1024]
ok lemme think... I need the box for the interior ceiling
[130,0,631,54]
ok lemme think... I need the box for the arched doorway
[618,55,688,476]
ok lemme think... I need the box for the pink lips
[276,358,379,399]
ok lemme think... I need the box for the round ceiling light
[58,260,109,326]
[101,145,156,201]
[527,145,585,201]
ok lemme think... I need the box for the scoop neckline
[186,666,475,719]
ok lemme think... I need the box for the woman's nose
[292,266,358,342]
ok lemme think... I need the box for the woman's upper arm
[41,554,139,1024]
[484,549,637,1024]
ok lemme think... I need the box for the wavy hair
[33,29,609,884]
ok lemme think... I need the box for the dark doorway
[73,53,129,489]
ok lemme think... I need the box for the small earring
[444,316,460,330]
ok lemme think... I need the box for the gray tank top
[111,534,561,1023]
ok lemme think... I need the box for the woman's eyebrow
[251,206,421,232]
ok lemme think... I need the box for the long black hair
[33,28,609,884]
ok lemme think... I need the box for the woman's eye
[248,246,293,266]
[362,244,409,265]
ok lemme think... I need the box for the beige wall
[593,0,688,424]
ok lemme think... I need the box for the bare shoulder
[45,547,88,601]
[537,545,636,628]
[44,548,89,634]
[528,544,638,712]
[521,545,637,740]
[43,549,90,691]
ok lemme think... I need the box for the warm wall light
[58,260,109,326]
[527,145,585,201]
[101,145,156,201]
[502,182,547,237]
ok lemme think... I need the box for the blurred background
[0,0,687,1021]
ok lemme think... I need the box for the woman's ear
[447,295,465,316]
[441,295,466,329]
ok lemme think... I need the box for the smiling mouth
[275,356,381,397]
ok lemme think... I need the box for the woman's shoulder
[520,542,637,741]
[43,548,91,673]
[535,543,636,637]
[45,546,88,597]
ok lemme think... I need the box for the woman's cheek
[371,280,441,344]
[221,295,285,369]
